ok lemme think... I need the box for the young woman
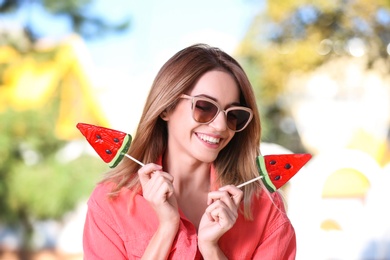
[83,44,296,259]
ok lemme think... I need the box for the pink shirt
[83,167,296,259]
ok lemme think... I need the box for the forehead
[189,70,240,103]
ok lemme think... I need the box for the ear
[160,111,169,121]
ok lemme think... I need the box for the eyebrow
[194,94,242,107]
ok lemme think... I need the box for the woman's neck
[165,158,210,231]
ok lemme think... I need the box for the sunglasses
[180,94,253,132]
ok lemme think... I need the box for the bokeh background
[1,0,390,259]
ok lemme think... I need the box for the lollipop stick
[236,176,263,188]
[124,153,262,188]
[124,153,145,167]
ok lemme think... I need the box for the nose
[209,110,228,131]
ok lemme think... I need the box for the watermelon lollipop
[76,123,311,191]
[256,153,312,192]
[76,123,132,168]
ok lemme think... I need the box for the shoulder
[250,189,294,234]
[253,189,290,216]
[89,182,113,200]
[251,189,288,216]
[87,181,156,224]
[233,189,293,232]
[88,182,116,208]
[220,190,295,258]
[87,182,133,218]
[251,190,297,258]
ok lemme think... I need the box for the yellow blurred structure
[320,219,342,231]
[347,128,390,167]
[0,35,109,140]
[322,168,370,199]
[287,148,388,259]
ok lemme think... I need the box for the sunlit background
[1,0,390,259]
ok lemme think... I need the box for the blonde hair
[101,44,262,219]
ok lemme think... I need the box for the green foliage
[0,107,106,223]
[0,0,127,252]
[43,0,92,12]
[237,0,390,152]
[7,154,105,220]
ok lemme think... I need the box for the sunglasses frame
[180,94,253,132]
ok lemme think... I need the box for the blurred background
[1,0,390,259]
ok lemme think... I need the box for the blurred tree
[237,0,390,152]
[0,38,111,256]
[0,107,107,254]
[0,0,130,46]
[0,0,127,256]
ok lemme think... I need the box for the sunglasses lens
[227,110,251,131]
[193,100,219,123]
[192,99,251,131]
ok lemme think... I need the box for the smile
[197,133,220,144]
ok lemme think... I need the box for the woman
[83,44,296,259]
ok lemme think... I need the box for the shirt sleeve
[252,220,296,259]
[83,197,128,259]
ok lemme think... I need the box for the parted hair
[101,43,262,219]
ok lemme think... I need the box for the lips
[197,133,220,144]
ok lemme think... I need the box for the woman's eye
[227,112,238,120]
[196,101,214,112]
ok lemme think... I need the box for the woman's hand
[138,163,179,227]
[198,185,243,259]
[138,164,180,259]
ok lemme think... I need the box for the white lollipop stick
[124,153,145,167]
[236,176,263,188]
[123,153,262,188]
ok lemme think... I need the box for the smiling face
[163,70,240,164]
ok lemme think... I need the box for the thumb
[138,163,163,185]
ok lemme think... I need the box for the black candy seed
[113,138,119,143]
[274,175,281,180]
[96,134,101,139]
[284,163,291,169]
[105,149,112,154]
[270,160,276,165]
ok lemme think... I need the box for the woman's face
[164,70,240,163]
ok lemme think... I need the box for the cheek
[224,133,235,146]
[171,103,198,127]
[166,108,195,134]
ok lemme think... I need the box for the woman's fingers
[138,163,161,184]
[138,163,173,184]
[205,199,236,223]
[204,185,243,225]
[149,172,175,198]
[137,164,179,227]
[137,163,175,202]
[218,185,244,206]
[207,185,243,208]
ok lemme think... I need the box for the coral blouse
[83,165,296,259]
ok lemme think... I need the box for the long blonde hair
[102,44,262,219]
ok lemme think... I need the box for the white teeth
[198,133,220,144]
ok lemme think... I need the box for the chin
[196,153,218,163]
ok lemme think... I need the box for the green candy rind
[256,155,276,193]
[108,134,132,168]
